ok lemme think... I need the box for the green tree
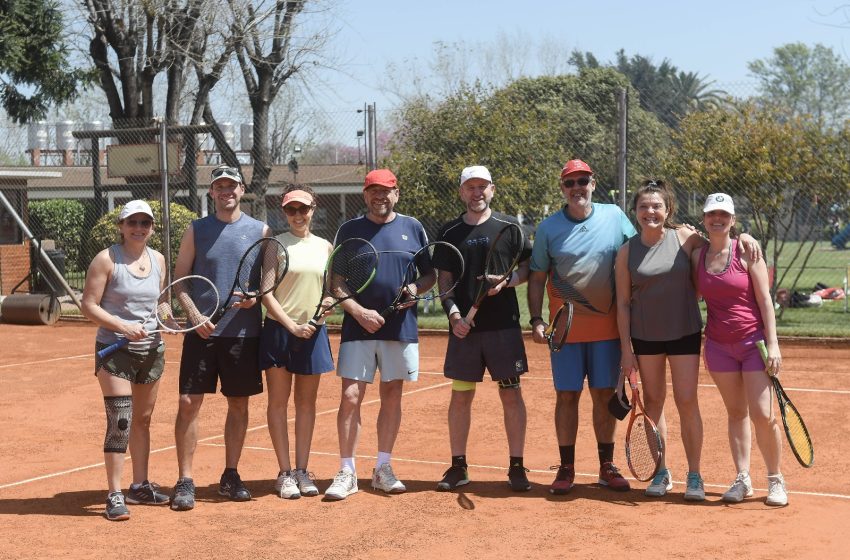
[0,0,89,123]
[747,42,850,127]
[386,68,670,233]
[28,199,87,271]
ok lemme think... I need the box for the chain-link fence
[1,74,849,334]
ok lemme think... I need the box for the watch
[529,316,543,326]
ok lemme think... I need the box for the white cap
[703,193,735,215]
[210,165,243,185]
[118,200,154,221]
[460,165,492,186]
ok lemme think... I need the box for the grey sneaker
[371,463,407,494]
[274,471,301,499]
[294,469,320,497]
[766,474,788,506]
[170,477,196,511]
[645,468,673,497]
[105,491,130,521]
[325,468,358,500]
[126,480,170,505]
[722,471,754,503]
[684,472,705,502]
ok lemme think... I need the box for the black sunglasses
[211,166,240,179]
[562,176,592,188]
[283,205,314,216]
[126,218,153,228]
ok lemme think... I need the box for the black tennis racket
[381,241,464,318]
[624,369,664,481]
[544,301,573,352]
[209,237,289,324]
[308,237,379,326]
[464,222,524,325]
[97,275,220,359]
[756,340,814,468]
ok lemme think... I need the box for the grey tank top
[627,229,702,341]
[96,245,163,350]
[192,213,265,337]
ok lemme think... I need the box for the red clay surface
[0,322,847,559]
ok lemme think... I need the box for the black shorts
[631,331,702,356]
[179,333,263,397]
[444,327,528,382]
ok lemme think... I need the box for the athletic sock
[376,451,392,468]
[559,445,575,465]
[597,442,615,465]
[509,456,524,468]
[341,457,356,473]
[452,455,467,468]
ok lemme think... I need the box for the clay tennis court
[0,322,846,559]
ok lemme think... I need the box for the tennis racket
[308,237,379,326]
[544,301,573,352]
[624,369,664,481]
[209,237,289,324]
[756,340,814,468]
[464,222,524,325]
[380,241,464,318]
[96,275,220,359]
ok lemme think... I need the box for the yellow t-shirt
[272,231,330,323]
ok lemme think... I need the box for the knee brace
[497,376,521,390]
[104,396,132,453]
[451,379,477,392]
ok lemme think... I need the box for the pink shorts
[703,332,766,373]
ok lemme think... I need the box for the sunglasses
[211,166,241,180]
[283,205,313,216]
[562,176,592,188]
[126,219,153,228]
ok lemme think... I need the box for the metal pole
[616,88,628,211]
[158,117,172,287]
[0,189,82,308]
[368,103,378,170]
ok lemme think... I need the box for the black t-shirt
[434,211,531,331]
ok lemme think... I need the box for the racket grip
[756,339,768,361]
[464,306,479,325]
[97,338,130,359]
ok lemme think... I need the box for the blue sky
[317,0,850,109]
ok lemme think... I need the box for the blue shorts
[259,319,334,375]
[551,339,620,392]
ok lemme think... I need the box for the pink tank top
[697,243,764,343]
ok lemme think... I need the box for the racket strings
[626,415,663,480]
[784,405,814,465]
[330,248,378,296]
[172,277,219,329]
[260,241,288,294]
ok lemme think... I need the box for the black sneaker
[436,465,470,491]
[105,491,130,521]
[126,480,170,505]
[170,477,196,511]
[508,464,531,492]
[219,470,251,502]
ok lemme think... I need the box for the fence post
[158,117,172,287]
[616,88,628,212]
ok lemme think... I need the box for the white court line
[0,354,89,369]
[201,442,850,501]
[0,380,452,491]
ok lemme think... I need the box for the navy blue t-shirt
[335,213,428,343]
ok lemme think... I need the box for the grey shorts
[94,341,166,384]
[444,327,527,382]
[337,340,419,383]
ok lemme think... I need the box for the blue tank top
[192,213,266,337]
[96,245,163,350]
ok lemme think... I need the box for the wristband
[529,316,543,326]
[442,298,460,319]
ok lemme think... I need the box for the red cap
[281,189,313,207]
[364,169,398,190]
[560,159,594,179]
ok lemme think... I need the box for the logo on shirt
[402,234,408,240]
[578,225,589,233]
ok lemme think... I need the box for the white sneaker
[766,474,788,506]
[274,471,301,499]
[645,468,673,497]
[294,469,319,497]
[325,468,358,501]
[722,471,754,503]
[371,463,407,494]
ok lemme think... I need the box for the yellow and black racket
[544,301,573,352]
[757,340,814,468]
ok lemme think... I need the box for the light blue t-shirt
[531,203,636,317]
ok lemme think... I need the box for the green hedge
[28,199,87,272]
